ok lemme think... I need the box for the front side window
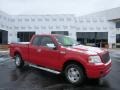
[55,35,79,46]
[40,36,55,48]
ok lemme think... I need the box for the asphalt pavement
[0,50,120,90]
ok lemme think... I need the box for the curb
[0,50,9,54]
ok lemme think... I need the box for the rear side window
[31,36,42,46]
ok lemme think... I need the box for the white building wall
[75,16,116,48]
[8,14,76,42]
[0,7,120,48]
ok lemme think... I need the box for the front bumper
[86,59,112,79]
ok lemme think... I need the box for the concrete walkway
[0,49,9,54]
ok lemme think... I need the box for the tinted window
[40,36,55,47]
[32,36,42,46]
[55,35,78,46]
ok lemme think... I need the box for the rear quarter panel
[10,43,29,61]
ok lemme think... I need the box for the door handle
[37,49,42,52]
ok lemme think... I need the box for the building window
[25,18,29,22]
[116,34,120,48]
[18,19,22,22]
[6,26,9,29]
[92,18,97,22]
[41,26,46,29]
[59,18,64,21]
[100,19,104,22]
[11,19,15,22]
[21,27,26,29]
[38,18,42,21]
[17,32,35,42]
[86,19,90,23]
[76,27,80,30]
[83,27,87,30]
[0,30,8,44]
[96,27,101,30]
[8,18,10,21]
[14,26,19,29]
[70,26,75,29]
[4,17,6,20]
[103,27,107,30]
[67,18,72,21]
[9,27,12,29]
[90,27,94,30]
[116,34,120,43]
[109,27,114,30]
[31,18,35,22]
[45,18,49,21]
[116,21,120,28]
[34,26,39,29]
[1,24,5,28]
[79,19,83,23]
[48,26,53,29]
[76,32,108,47]
[56,26,60,29]
[28,26,32,29]
[63,26,68,29]
[51,31,69,35]
[52,18,57,21]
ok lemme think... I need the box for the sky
[0,0,120,16]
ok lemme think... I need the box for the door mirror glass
[46,43,56,49]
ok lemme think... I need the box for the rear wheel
[64,64,85,85]
[14,54,24,68]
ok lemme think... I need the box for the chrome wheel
[64,64,85,85]
[67,67,81,83]
[15,56,21,66]
[14,54,24,68]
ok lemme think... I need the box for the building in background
[0,7,120,48]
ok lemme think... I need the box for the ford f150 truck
[10,34,111,85]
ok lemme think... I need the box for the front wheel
[14,54,24,68]
[64,64,85,85]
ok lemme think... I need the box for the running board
[29,64,61,74]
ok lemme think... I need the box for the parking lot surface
[0,50,120,90]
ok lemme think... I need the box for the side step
[29,64,61,74]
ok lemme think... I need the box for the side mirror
[46,43,56,49]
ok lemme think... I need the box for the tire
[64,64,85,85]
[14,54,24,68]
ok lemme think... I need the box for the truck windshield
[55,35,79,46]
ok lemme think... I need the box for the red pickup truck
[10,34,111,85]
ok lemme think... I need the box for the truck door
[29,36,42,64]
[38,36,61,70]
[29,36,61,70]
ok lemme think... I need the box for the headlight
[88,56,102,65]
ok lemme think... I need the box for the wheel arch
[62,60,86,76]
[14,51,22,59]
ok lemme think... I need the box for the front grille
[101,52,110,63]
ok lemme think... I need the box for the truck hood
[66,45,106,55]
